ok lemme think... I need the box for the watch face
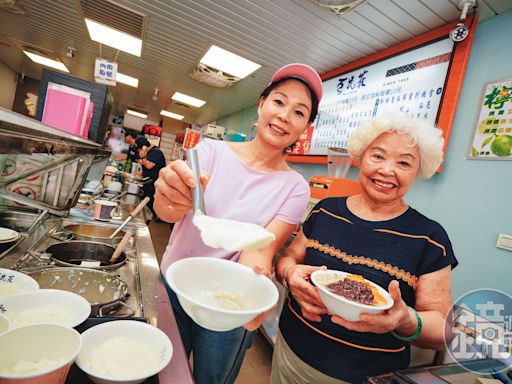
[450,25,469,42]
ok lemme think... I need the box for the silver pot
[54,224,127,246]
[44,241,127,270]
[29,267,134,317]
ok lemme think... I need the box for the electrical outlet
[496,233,512,251]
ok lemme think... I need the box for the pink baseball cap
[270,63,323,103]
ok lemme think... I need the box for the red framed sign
[183,128,201,149]
[287,16,478,165]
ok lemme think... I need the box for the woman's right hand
[287,264,328,322]
[154,159,208,220]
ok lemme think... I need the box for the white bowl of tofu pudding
[0,289,91,329]
[76,320,173,384]
[0,268,39,299]
[311,269,394,322]
[166,257,279,331]
[0,323,81,384]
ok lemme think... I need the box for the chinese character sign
[289,123,314,155]
[470,79,512,160]
[94,58,118,86]
[304,38,454,155]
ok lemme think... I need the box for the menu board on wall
[302,38,455,156]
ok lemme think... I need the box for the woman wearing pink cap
[154,63,323,384]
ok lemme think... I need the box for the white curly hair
[347,114,445,180]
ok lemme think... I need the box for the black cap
[135,136,150,148]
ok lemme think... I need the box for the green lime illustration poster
[470,79,512,159]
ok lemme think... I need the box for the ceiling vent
[8,37,58,60]
[308,0,365,16]
[77,0,146,40]
[0,0,25,15]
[189,63,241,88]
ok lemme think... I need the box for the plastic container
[327,147,352,179]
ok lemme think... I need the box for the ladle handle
[109,197,150,239]
[187,148,205,214]
[110,232,133,263]
[131,196,150,217]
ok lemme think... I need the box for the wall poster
[286,16,478,164]
[309,38,453,155]
[469,79,512,160]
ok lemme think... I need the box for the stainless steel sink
[0,210,40,232]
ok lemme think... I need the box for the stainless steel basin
[0,210,39,232]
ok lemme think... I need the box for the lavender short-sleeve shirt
[160,139,310,274]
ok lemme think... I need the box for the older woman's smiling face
[359,131,420,205]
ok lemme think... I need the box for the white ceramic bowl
[311,269,394,322]
[76,320,173,384]
[0,289,91,329]
[0,323,81,384]
[166,257,279,331]
[0,268,39,299]
[0,313,10,335]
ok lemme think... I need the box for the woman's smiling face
[257,79,312,150]
[359,131,420,205]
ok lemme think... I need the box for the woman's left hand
[331,280,410,334]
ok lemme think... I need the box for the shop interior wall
[214,11,512,299]
[161,116,189,135]
[0,62,16,110]
[216,104,258,138]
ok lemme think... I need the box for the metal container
[125,181,142,195]
[57,224,127,246]
[44,241,126,270]
[29,267,134,317]
[0,211,39,233]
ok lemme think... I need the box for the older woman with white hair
[271,114,458,383]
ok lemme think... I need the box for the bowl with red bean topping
[311,270,393,322]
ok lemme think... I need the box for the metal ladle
[188,148,205,215]
[187,148,275,252]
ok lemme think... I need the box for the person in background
[136,136,166,216]
[153,64,323,384]
[124,130,140,163]
[271,115,458,383]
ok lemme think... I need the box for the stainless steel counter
[0,197,193,383]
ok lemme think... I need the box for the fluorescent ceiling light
[200,45,261,79]
[23,51,69,73]
[160,110,184,120]
[116,72,139,88]
[85,18,142,57]
[171,92,206,108]
[126,109,147,119]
